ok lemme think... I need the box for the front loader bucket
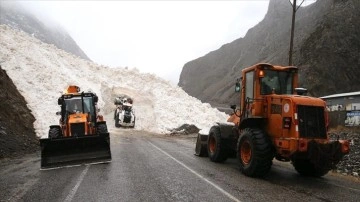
[40,133,111,169]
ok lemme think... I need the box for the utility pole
[288,0,305,66]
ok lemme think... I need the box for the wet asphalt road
[1,128,360,202]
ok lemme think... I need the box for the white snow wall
[0,25,228,138]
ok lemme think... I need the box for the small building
[320,91,360,127]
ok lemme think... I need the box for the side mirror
[235,82,241,92]
[230,105,241,117]
[56,111,61,115]
[94,95,98,103]
[58,97,63,105]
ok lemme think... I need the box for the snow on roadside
[0,25,228,138]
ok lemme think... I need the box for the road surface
[1,128,359,202]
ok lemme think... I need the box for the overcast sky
[15,1,314,84]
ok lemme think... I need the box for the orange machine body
[196,63,349,178]
[40,85,111,169]
[231,63,349,159]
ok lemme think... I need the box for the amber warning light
[259,70,264,78]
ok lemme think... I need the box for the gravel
[329,128,360,177]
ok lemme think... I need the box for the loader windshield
[65,97,95,115]
[261,70,294,95]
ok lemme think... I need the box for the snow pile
[0,25,228,138]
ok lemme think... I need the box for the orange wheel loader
[40,85,111,169]
[195,63,349,177]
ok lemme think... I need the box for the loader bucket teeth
[40,133,111,169]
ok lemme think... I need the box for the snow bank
[0,25,228,138]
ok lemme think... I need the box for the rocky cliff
[0,1,90,61]
[0,66,38,158]
[178,0,360,106]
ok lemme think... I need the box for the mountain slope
[0,1,90,61]
[0,66,38,158]
[178,0,360,106]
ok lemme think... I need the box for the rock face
[178,0,360,106]
[0,1,90,61]
[0,66,38,158]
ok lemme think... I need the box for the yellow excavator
[40,85,111,169]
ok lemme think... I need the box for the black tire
[130,119,135,128]
[195,133,208,157]
[292,159,329,177]
[115,114,120,128]
[48,127,61,139]
[207,126,228,162]
[237,128,274,177]
[97,124,108,134]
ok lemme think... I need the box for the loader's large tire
[115,114,120,128]
[237,128,274,177]
[292,159,329,177]
[48,127,61,139]
[207,126,228,162]
[130,122,135,128]
[97,124,108,134]
[195,133,208,157]
[129,119,135,128]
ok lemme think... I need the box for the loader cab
[233,63,299,121]
[260,69,295,95]
[123,105,132,112]
[65,98,82,113]
[65,97,94,115]
[59,93,98,124]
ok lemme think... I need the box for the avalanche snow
[0,25,228,138]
